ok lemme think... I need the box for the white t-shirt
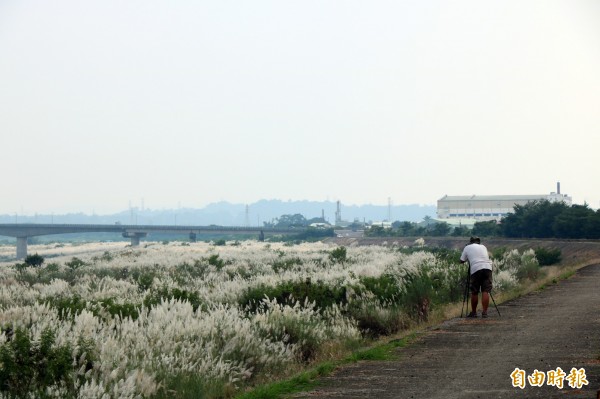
[460,243,493,274]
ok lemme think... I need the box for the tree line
[366,200,600,239]
[501,200,600,239]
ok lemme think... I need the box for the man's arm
[460,246,469,264]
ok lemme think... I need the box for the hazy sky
[2,1,599,215]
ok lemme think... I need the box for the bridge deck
[0,223,308,259]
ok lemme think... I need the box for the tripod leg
[461,268,470,318]
[489,291,501,317]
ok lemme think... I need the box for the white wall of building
[437,191,572,221]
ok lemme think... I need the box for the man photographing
[460,236,493,318]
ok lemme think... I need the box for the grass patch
[345,333,419,362]
[235,333,419,399]
[235,362,335,399]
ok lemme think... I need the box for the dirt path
[294,263,600,399]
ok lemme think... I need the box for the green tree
[500,200,600,239]
[275,214,308,228]
[502,200,568,238]
[365,225,388,237]
[553,204,597,239]
[396,221,423,237]
[471,220,500,237]
[430,222,451,236]
[452,225,471,237]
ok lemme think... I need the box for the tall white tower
[335,201,342,225]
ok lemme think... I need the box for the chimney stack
[557,182,561,195]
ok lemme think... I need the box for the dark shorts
[470,269,493,294]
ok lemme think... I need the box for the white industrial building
[437,183,572,222]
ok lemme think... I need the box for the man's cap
[469,236,481,244]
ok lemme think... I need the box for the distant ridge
[0,200,435,226]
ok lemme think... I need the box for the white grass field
[0,240,535,398]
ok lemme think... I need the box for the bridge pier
[122,232,147,247]
[189,232,197,242]
[16,237,28,259]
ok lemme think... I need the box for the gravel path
[294,263,600,399]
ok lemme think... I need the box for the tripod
[461,262,501,317]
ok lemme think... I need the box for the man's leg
[481,270,492,315]
[482,292,489,314]
[471,293,478,314]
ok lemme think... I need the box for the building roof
[438,194,550,202]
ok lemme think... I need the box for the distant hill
[0,200,435,226]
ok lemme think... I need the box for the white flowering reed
[0,241,532,397]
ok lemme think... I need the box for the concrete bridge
[0,223,302,259]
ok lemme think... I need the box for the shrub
[272,257,303,273]
[0,327,94,397]
[45,263,60,272]
[240,280,347,313]
[347,302,406,338]
[357,275,402,304]
[262,309,322,362]
[24,253,44,267]
[515,261,542,281]
[515,250,542,281]
[401,271,434,321]
[92,251,114,263]
[46,295,87,319]
[534,247,562,266]
[135,271,156,292]
[207,254,225,269]
[253,301,358,364]
[44,296,141,321]
[13,262,28,273]
[100,251,114,261]
[65,257,86,270]
[144,287,204,312]
[98,298,140,320]
[490,246,508,261]
[429,264,465,304]
[329,247,347,264]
